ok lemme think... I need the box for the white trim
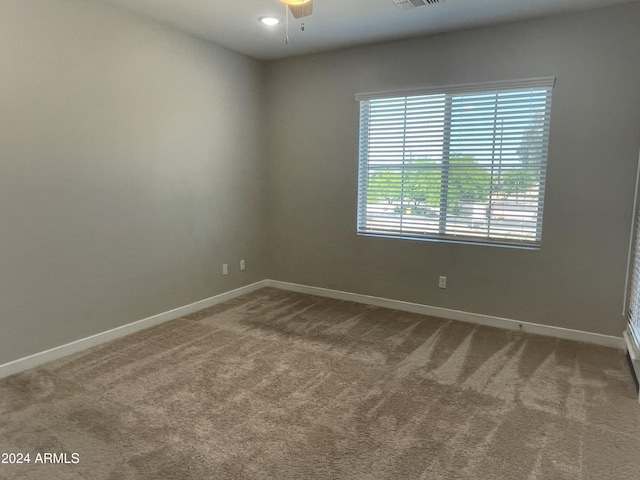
[0,279,626,381]
[264,280,625,349]
[354,76,555,102]
[0,281,268,380]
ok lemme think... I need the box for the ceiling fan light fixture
[280,0,311,5]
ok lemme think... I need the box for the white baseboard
[0,278,626,380]
[0,280,269,380]
[264,280,626,349]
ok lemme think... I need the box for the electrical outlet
[438,276,447,289]
[222,263,228,275]
[240,259,246,271]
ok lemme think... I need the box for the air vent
[393,0,441,10]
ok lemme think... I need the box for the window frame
[355,77,555,249]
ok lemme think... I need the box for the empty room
[1,0,640,478]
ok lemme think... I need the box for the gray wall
[0,0,267,364]
[264,3,640,337]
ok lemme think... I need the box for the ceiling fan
[278,0,313,44]
[280,0,313,19]
[274,0,443,43]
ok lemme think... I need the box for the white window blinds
[356,78,554,247]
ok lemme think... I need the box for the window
[356,78,554,248]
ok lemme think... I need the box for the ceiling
[100,0,637,60]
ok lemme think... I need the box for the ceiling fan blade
[289,0,313,19]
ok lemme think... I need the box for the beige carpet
[1,287,639,479]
